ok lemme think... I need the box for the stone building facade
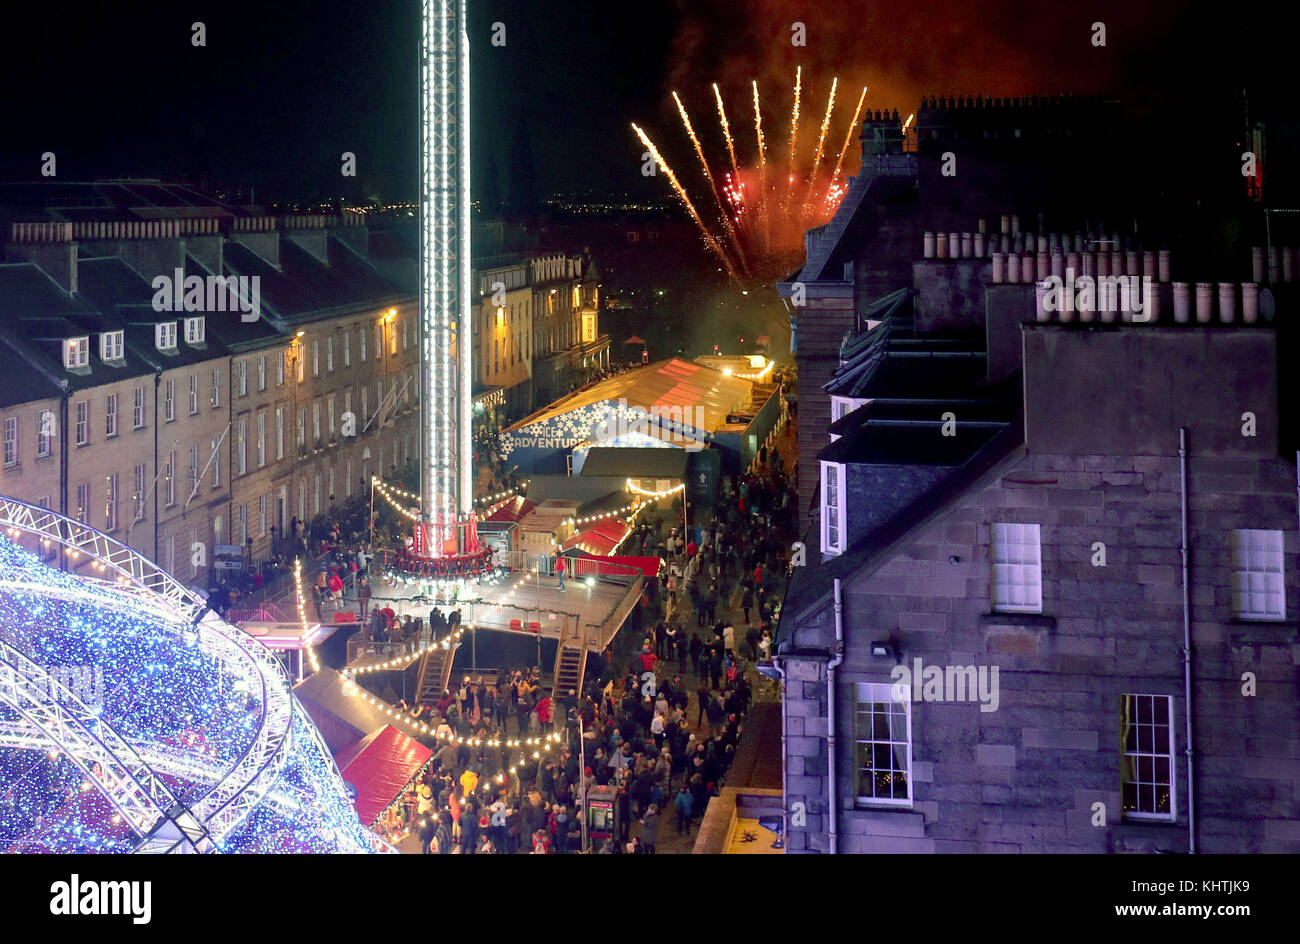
[0,183,420,586]
[778,287,1300,854]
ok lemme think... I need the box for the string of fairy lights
[625,478,685,499]
[372,477,422,522]
[564,497,649,528]
[373,477,533,524]
[475,481,531,507]
[342,625,465,677]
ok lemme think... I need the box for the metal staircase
[550,644,587,700]
[415,639,460,705]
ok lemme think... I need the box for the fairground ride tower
[416,0,475,559]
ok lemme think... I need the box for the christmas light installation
[0,496,388,853]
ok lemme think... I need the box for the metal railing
[345,625,433,667]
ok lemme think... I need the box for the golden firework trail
[713,83,742,185]
[803,76,838,221]
[903,112,915,132]
[829,85,869,184]
[785,65,802,217]
[752,79,770,252]
[674,91,749,275]
[631,122,737,279]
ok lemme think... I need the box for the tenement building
[773,100,1300,853]
[0,181,420,584]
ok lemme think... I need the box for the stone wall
[785,449,1300,854]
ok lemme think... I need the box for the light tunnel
[0,497,388,854]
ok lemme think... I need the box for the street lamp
[534,562,542,674]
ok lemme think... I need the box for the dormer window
[184,317,206,345]
[100,331,124,362]
[156,322,178,351]
[64,337,90,369]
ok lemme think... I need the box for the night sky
[0,1,1296,204]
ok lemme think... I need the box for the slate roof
[223,235,407,323]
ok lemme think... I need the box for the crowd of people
[372,442,798,854]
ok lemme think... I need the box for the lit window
[1231,529,1285,620]
[991,522,1042,613]
[854,682,912,807]
[105,472,118,531]
[1120,694,1175,821]
[75,483,89,523]
[64,337,90,369]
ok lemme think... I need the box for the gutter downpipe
[828,578,845,854]
[774,656,789,844]
[1179,428,1196,854]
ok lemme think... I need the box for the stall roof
[505,357,753,434]
[337,725,432,826]
[562,518,631,555]
[292,667,393,754]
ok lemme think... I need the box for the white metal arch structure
[420,0,473,527]
[0,638,214,853]
[0,497,294,848]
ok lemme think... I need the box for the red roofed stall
[336,725,432,827]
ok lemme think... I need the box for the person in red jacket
[536,694,553,732]
[639,645,656,673]
[555,554,567,591]
[686,539,697,558]
[753,563,763,588]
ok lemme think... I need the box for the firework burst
[634,73,863,281]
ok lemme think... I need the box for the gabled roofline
[777,426,1026,651]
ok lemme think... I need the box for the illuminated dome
[0,497,386,853]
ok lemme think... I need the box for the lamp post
[534,561,542,674]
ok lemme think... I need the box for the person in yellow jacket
[460,767,479,798]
